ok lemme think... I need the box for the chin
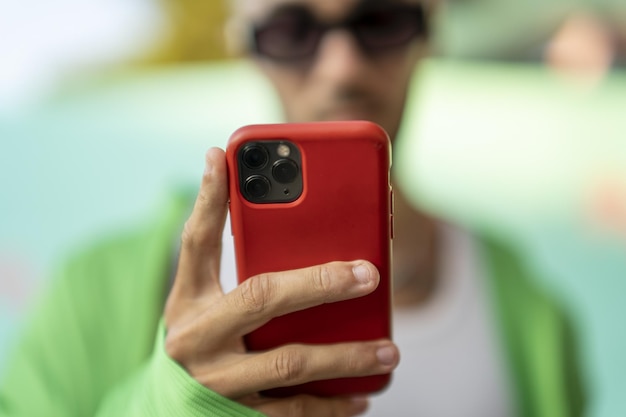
[327,114,370,122]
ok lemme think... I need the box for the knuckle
[164,332,185,362]
[238,274,273,314]
[196,187,212,206]
[199,370,229,397]
[273,347,306,385]
[180,189,215,250]
[344,347,364,373]
[180,220,197,248]
[180,218,211,250]
[310,265,333,296]
[287,396,307,416]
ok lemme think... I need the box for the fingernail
[376,345,398,367]
[352,263,373,285]
[349,396,369,414]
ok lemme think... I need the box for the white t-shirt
[365,225,513,417]
[221,219,514,417]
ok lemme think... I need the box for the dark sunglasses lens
[354,7,426,50]
[253,9,320,60]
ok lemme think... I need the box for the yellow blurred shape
[145,0,231,63]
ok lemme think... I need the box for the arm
[0,148,398,417]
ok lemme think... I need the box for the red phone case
[226,121,393,397]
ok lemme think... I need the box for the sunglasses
[249,1,428,63]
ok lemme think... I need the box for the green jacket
[0,193,584,416]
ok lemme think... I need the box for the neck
[391,183,439,308]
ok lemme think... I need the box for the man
[0,1,583,416]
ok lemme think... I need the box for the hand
[164,148,399,417]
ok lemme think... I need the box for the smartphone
[226,121,393,397]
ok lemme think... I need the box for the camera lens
[244,175,271,199]
[272,159,299,184]
[242,145,269,169]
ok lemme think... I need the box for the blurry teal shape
[0,59,282,367]
[434,0,626,59]
[1,59,281,273]
[434,0,572,58]
[396,58,626,417]
[529,223,626,417]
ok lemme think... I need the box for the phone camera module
[272,159,299,184]
[238,141,302,204]
[244,175,271,199]
[243,145,269,170]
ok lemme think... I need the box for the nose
[309,29,372,86]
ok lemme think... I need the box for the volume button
[390,188,394,239]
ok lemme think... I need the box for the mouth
[317,102,380,123]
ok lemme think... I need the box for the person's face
[235,0,428,141]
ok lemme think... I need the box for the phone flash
[277,144,291,158]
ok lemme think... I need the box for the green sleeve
[94,322,264,417]
[0,288,261,417]
[0,193,263,417]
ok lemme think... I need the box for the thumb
[173,147,229,298]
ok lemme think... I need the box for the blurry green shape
[396,58,626,417]
[397,58,626,231]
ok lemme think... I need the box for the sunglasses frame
[249,1,429,64]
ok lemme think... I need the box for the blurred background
[1,0,280,368]
[1,0,626,415]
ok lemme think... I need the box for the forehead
[233,0,422,21]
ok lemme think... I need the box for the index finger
[206,260,380,339]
